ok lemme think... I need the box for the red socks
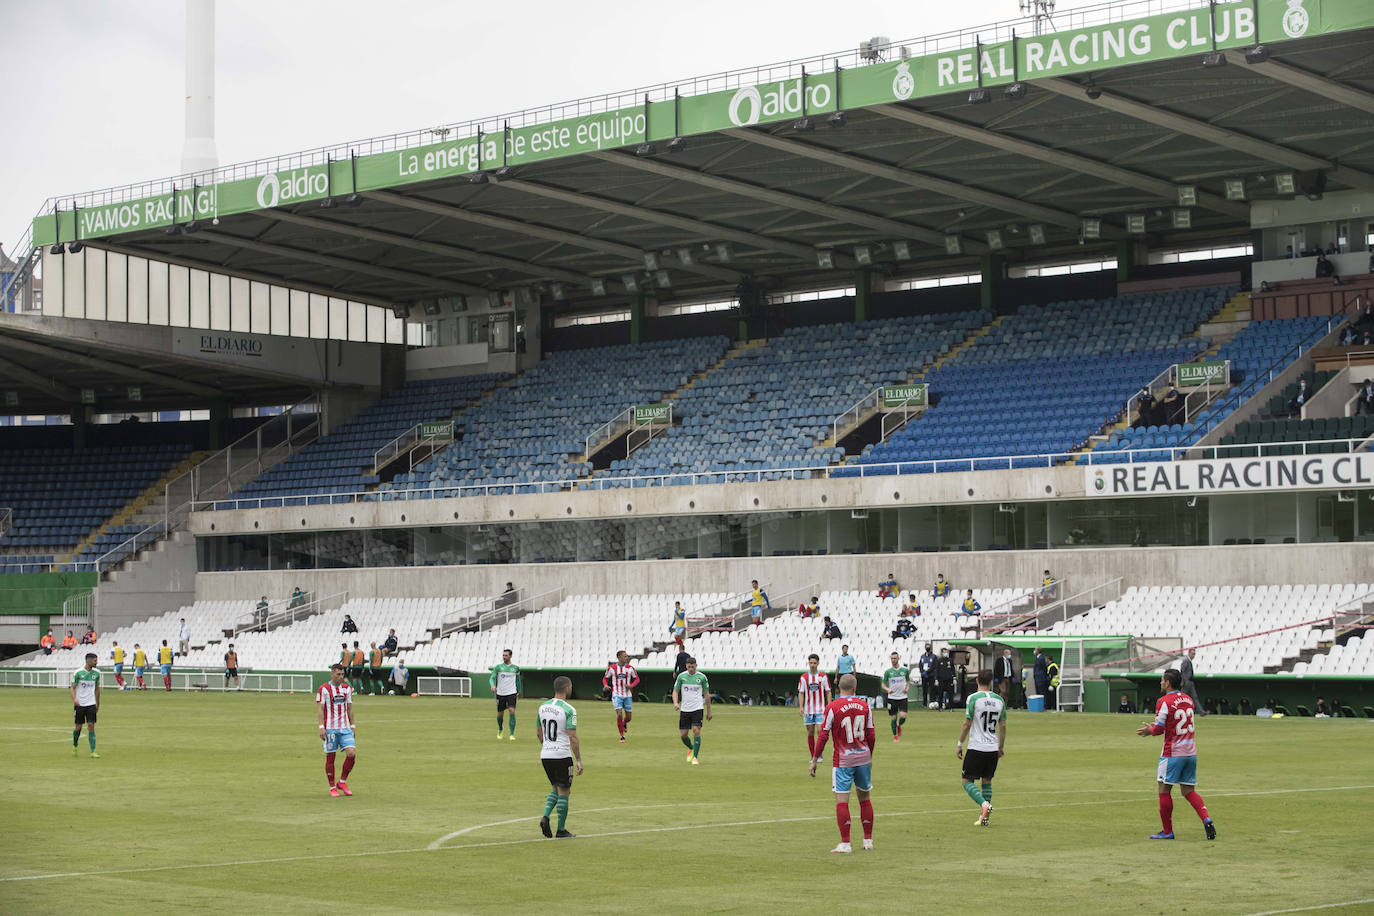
[340,754,355,781]
[115,675,125,687]
[136,677,144,688]
[1158,793,1174,833]
[617,718,626,738]
[1183,791,1209,821]
[807,733,815,758]
[325,752,336,786]
[163,675,171,690]
[835,803,851,843]
[859,800,874,840]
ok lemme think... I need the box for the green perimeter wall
[1094,673,1374,716]
[0,573,98,637]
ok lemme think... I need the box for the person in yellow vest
[224,644,240,691]
[110,642,128,690]
[952,589,981,619]
[157,640,175,691]
[368,642,385,696]
[932,573,952,601]
[1038,569,1058,605]
[749,580,770,626]
[1046,655,1060,711]
[132,644,149,690]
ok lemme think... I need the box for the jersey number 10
[543,719,559,742]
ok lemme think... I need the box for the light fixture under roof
[892,241,911,261]
[590,278,607,296]
[1028,224,1046,245]
[985,230,1004,250]
[1177,186,1198,207]
[1224,178,1246,201]
[816,250,835,269]
[1126,213,1146,234]
[1081,218,1101,240]
[944,235,962,256]
[622,274,639,293]
[854,246,873,266]
[1172,209,1192,229]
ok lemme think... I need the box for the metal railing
[60,589,94,637]
[12,0,1214,247]
[686,583,772,634]
[438,586,566,636]
[372,421,454,476]
[586,408,636,458]
[1033,576,1125,631]
[1182,369,1232,423]
[191,434,1374,511]
[832,389,883,446]
[233,590,346,637]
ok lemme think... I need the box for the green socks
[73,730,80,748]
[508,713,516,736]
[890,718,898,736]
[981,782,992,803]
[555,795,569,831]
[681,735,693,750]
[543,790,558,818]
[88,732,96,752]
[692,735,701,757]
[963,781,986,805]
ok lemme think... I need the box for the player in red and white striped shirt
[798,653,832,765]
[810,673,877,852]
[602,650,641,743]
[316,664,357,797]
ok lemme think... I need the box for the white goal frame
[416,676,473,697]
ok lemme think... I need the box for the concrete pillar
[855,270,871,322]
[1116,239,1138,284]
[630,293,645,345]
[71,405,89,450]
[980,254,1005,312]
[208,399,232,450]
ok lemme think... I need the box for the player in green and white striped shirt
[538,676,583,838]
[956,670,1007,827]
[881,652,911,742]
[70,652,101,758]
[490,649,522,740]
[672,657,712,765]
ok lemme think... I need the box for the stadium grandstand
[2,0,1373,733]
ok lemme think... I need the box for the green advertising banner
[419,420,455,441]
[882,384,928,408]
[633,403,671,425]
[34,0,1374,247]
[1177,360,1229,386]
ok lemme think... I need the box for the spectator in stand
[497,582,519,609]
[891,617,915,640]
[381,629,399,657]
[256,596,270,631]
[1136,387,1156,427]
[1315,252,1335,279]
[900,594,921,617]
[748,580,769,626]
[387,659,410,695]
[1117,694,1136,714]
[289,586,306,609]
[80,626,97,646]
[40,630,55,655]
[178,618,190,656]
[835,644,857,682]
[821,617,843,641]
[798,596,819,619]
[61,631,78,650]
[1290,378,1309,416]
[917,643,936,707]
[1356,380,1374,417]
[952,589,982,619]
[340,614,359,635]
[931,573,952,601]
[877,572,899,599]
[1161,385,1183,426]
[1038,570,1058,604]
[1341,326,1356,346]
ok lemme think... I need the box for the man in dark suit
[1179,648,1204,713]
[993,648,1018,707]
[1032,646,1050,702]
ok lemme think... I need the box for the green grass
[2,689,1372,915]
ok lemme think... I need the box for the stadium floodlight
[80,388,96,405]
[622,273,640,293]
[944,235,962,256]
[791,117,814,131]
[968,88,992,105]
[676,247,695,266]
[1224,178,1246,201]
[644,252,660,271]
[493,166,514,180]
[1004,82,1028,101]
[1126,213,1147,234]
[714,243,731,264]
[164,225,182,236]
[551,283,567,301]
[655,270,672,289]
[1275,173,1296,195]
[892,241,911,261]
[127,386,142,402]
[182,220,201,233]
[467,172,490,184]
[1176,186,1197,207]
[1084,81,1102,100]
[1028,224,1046,245]
[3,391,17,406]
[590,278,607,296]
[67,241,84,254]
[1081,218,1101,240]
[666,137,688,154]
[342,192,363,207]
[487,291,503,309]
[1172,208,1192,229]
[48,242,65,254]
[1244,44,1270,64]
[827,111,847,128]
[985,230,1004,250]
[854,246,873,266]
[318,197,337,210]
[816,250,835,269]
[1201,50,1227,68]
[635,143,657,157]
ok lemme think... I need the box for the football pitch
[1,689,1371,915]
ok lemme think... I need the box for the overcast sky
[0,0,1100,253]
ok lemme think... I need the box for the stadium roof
[26,0,1374,317]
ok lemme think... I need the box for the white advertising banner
[1085,453,1374,497]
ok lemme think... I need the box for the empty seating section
[1093,316,1333,458]
[72,523,154,568]
[637,588,1016,672]
[1220,415,1374,457]
[1046,583,1368,674]
[0,554,56,573]
[852,289,1230,473]
[10,602,253,668]
[407,593,733,670]
[383,337,731,496]
[228,374,504,504]
[592,314,983,486]
[0,445,190,553]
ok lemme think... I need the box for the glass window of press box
[196,491,1374,571]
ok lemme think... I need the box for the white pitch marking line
[1240,899,1374,916]
[2,784,1370,884]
